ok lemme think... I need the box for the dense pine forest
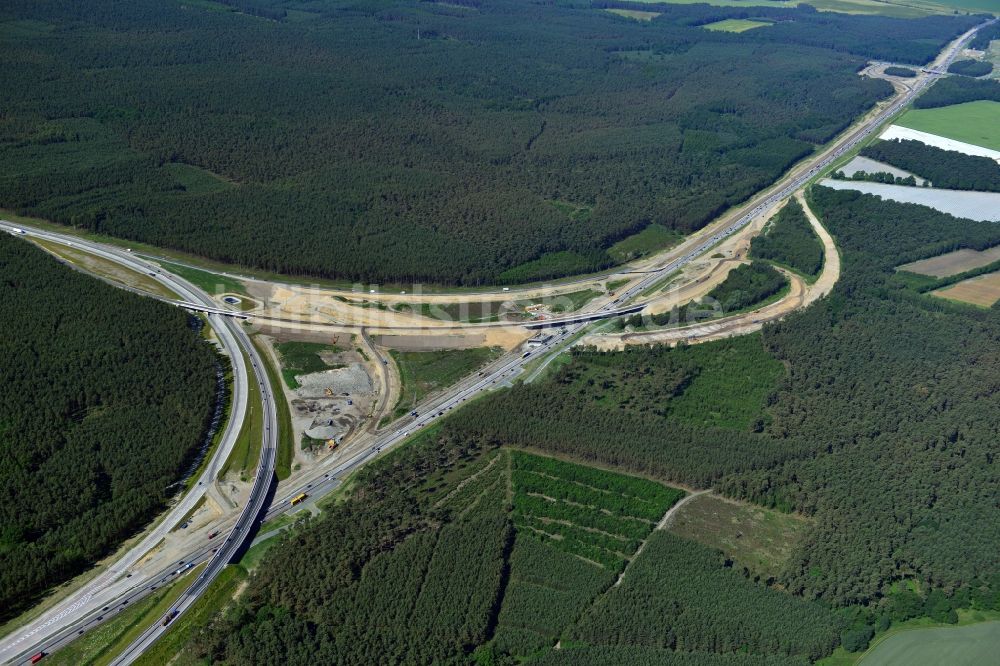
[173,185,1000,662]
[196,439,843,664]
[947,58,994,77]
[0,234,219,622]
[451,188,1000,616]
[0,1,980,283]
[913,75,1000,108]
[860,139,1000,191]
[750,200,824,276]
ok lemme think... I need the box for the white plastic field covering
[819,179,1000,222]
[840,155,928,184]
[880,125,1000,162]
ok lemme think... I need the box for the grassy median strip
[133,565,248,666]
[218,347,264,481]
[155,259,249,297]
[31,238,178,299]
[46,566,202,666]
[251,335,294,480]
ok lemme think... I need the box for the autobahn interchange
[1,16,994,665]
[0,224,277,666]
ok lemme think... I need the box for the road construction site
[0,17,991,665]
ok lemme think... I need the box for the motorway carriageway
[221,0,990,520]
[2,17,994,664]
[0,223,277,666]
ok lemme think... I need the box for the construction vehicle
[324,387,334,397]
[326,439,338,451]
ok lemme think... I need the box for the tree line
[860,139,1000,192]
[0,0,977,284]
[0,234,219,622]
[947,58,993,77]
[914,75,1000,108]
[750,199,824,277]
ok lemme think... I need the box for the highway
[2,16,994,665]
[0,223,277,666]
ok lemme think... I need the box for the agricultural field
[666,493,811,580]
[880,125,1000,160]
[931,270,1000,306]
[819,179,1000,221]
[390,346,502,418]
[860,621,1000,665]
[634,0,952,18]
[898,245,1000,277]
[604,8,661,21]
[895,101,1000,152]
[701,18,772,32]
[839,155,925,184]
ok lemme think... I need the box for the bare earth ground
[582,190,840,350]
[257,335,376,472]
[932,271,1000,306]
[898,246,1000,277]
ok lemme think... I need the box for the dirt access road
[583,190,839,350]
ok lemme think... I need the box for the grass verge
[31,239,178,299]
[133,566,248,666]
[389,347,503,419]
[155,259,248,298]
[46,566,202,666]
[251,335,294,480]
[219,347,264,481]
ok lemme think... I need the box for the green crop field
[604,8,661,20]
[632,0,942,18]
[896,101,1000,151]
[702,18,772,32]
[860,621,1000,665]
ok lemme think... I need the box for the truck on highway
[11,227,25,235]
[290,493,308,506]
[162,609,179,626]
[30,653,46,664]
